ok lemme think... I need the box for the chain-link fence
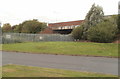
[2,33,74,43]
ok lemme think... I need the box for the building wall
[41,20,84,34]
[48,20,84,30]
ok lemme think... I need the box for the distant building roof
[48,20,84,27]
[40,27,54,34]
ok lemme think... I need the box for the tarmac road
[2,51,118,75]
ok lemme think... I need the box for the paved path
[2,51,118,75]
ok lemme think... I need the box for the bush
[72,25,83,40]
[87,21,117,43]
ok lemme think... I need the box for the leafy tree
[12,25,17,30]
[13,24,23,33]
[2,23,12,33]
[21,19,47,33]
[87,20,117,43]
[72,25,83,40]
[82,4,104,39]
[12,25,17,32]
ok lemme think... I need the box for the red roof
[48,20,84,27]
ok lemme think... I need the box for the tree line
[1,19,47,34]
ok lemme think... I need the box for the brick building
[40,20,84,34]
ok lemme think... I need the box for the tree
[72,25,83,40]
[82,4,104,39]
[87,20,117,43]
[12,25,17,32]
[21,19,47,33]
[12,24,23,33]
[2,23,12,33]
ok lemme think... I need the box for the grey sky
[0,0,119,26]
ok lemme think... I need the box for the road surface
[2,51,118,75]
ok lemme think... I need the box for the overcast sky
[0,0,119,26]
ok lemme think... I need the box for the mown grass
[2,64,117,77]
[2,42,118,57]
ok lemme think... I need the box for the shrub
[72,25,83,40]
[87,21,117,43]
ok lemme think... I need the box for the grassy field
[2,64,116,77]
[1,42,118,57]
[0,66,1,78]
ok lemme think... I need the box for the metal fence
[2,33,74,43]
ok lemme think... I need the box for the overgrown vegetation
[72,4,118,43]
[87,20,117,43]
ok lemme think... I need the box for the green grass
[2,42,118,57]
[0,66,1,78]
[2,64,117,77]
